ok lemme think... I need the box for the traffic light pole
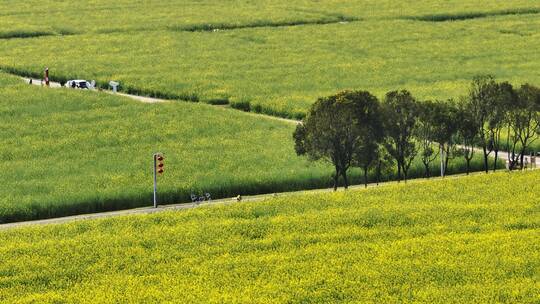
[153,153,158,208]
[152,152,164,208]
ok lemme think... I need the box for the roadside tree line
[294,75,540,190]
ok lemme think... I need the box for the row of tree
[294,76,540,190]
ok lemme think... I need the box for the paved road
[482,149,540,167]
[3,168,538,231]
[0,179,390,231]
[0,172,456,230]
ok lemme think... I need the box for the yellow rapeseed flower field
[0,170,538,303]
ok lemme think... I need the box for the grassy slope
[0,170,538,303]
[0,72,332,222]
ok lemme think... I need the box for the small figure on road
[29,79,32,85]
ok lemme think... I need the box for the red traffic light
[155,154,164,174]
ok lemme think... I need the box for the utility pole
[440,145,445,177]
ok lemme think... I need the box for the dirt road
[22,77,300,124]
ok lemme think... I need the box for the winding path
[22,77,300,125]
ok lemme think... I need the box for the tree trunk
[333,167,339,191]
[423,162,430,178]
[482,146,489,173]
[397,161,402,183]
[493,150,498,172]
[466,158,471,175]
[520,152,525,170]
[444,148,450,177]
[402,163,408,183]
[363,166,368,188]
[440,144,445,177]
[341,170,349,190]
[376,161,381,186]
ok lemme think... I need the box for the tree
[293,90,380,190]
[351,93,384,188]
[356,142,381,188]
[506,84,540,169]
[374,146,394,186]
[416,100,439,178]
[431,99,460,176]
[456,98,480,175]
[467,75,498,173]
[488,81,515,171]
[381,90,419,182]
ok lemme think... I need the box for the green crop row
[0,170,538,303]
[1,0,538,35]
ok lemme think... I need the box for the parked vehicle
[66,80,95,89]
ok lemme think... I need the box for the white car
[66,80,95,89]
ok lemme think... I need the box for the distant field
[0,72,496,223]
[0,1,539,118]
[1,1,538,34]
[1,170,538,303]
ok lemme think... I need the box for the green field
[0,1,539,118]
[0,72,327,222]
[0,170,538,303]
[1,72,497,223]
[1,1,538,34]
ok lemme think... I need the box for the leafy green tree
[382,90,419,182]
[416,100,439,178]
[456,98,480,175]
[431,99,460,176]
[506,84,540,169]
[351,93,385,188]
[488,81,515,171]
[374,146,394,186]
[467,75,498,173]
[294,90,381,190]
